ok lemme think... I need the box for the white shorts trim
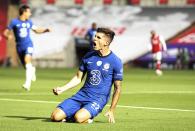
[153,52,162,61]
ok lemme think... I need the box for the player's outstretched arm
[105,80,122,123]
[159,35,167,51]
[3,29,13,40]
[32,27,51,34]
[53,70,85,95]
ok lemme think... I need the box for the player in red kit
[150,30,167,75]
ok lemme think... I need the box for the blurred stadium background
[0,0,195,68]
[0,0,195,131]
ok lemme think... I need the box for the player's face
[93,32,109,51]
[24,8,32,19]
[92,23,96,29]
[151,31,156,36]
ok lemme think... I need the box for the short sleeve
[29,20,37,30]
[7,19,15,30]
[113,59,123,81]
[31,25,38,30]
[79,58,86,72]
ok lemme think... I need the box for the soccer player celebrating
[150,30,167,75]
[3,5,51,91]
[51,28,123,123]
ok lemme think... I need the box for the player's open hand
[44,28,52,33]
[47,28,52,32]
[104,110,115,123]
[52,87,64,95]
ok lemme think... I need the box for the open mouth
[93,41,96,47]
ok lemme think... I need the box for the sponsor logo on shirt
[89,70,101,85]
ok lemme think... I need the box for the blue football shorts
[17,46,33,66]
[57,95,105,119]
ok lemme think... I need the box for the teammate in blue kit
[51,28,123,123]
[3,5,51,91]
[85,22,97,50]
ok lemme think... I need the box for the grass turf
[0,67,195,131]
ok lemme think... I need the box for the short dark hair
[19,4,30,16]
[97,28,115,43]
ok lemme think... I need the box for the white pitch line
[0,93,54,96]
[110,105,195,112]
[0,92,76,96]
[0,98,195,113]
[0,98,59,104]
[122,91,195,94]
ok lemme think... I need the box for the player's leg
[74,108,91,123]
[156,60,161,70]
[155,52,162,75]
[23,47,36,90]
[51,108,66,122]
[25,47,36,82]
[152,53,157,69]
[31,66,36,82]
[74,101,103,123]
[51,98,81,122]
[16,47,32,90]
[23,54,33,90]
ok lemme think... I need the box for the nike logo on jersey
[87,61,93,64]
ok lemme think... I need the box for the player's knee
[50,113,57,122]
[51,112,63,122]
[74,114,85,123]
[51,108,66,122]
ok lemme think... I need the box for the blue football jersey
[79,51,123,103]
[7,18,35,47]
[86,28,96,49]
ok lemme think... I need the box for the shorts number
[27,47,33,54]
[91,102,100,111]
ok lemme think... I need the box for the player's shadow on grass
[5,116,107,123]
[4,115,51,122]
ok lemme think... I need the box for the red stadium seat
[46,0,55,4]
[74,0,84,5]
[103,0,112,5]
[20,0,28,4]
[0,0,8,62]
[159,0,168,5]
[129,0,140,5]
[187,0,195,4]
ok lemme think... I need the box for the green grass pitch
[0,67,195,131]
